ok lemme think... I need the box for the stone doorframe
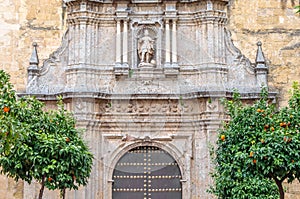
[103,134,193,199]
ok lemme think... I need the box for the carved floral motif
[101,101,193,114]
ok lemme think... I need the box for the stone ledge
[18,90,277,101]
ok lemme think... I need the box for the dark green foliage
[210,84,300,199]
[0,70,93,199]
[295,5,300,13]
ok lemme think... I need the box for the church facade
[24,0,275,198]
[0,0,300,198]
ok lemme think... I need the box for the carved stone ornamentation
[133,24,160,68]
[137,29,155,67]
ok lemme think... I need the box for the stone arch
[107,141,187,199]
[111,144,183,199]
[109,141,186,179]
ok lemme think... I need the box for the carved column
[165,19,171,66]
[197,1,227,66]
[74,22,80,64]
[164,1,178,70]
[116,19,122,65]
[207,18,214,63]
[78,2,87,64]
[123,19,128,67]
[67,20,75,66]
[172,19,178,66]
[200,19,207,63]
[114,2,129,70]
[86,20,92,65]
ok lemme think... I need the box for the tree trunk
[273,177,285,199]
[39,175,46,199]
[61,188,66,199]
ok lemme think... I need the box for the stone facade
[0,0,299,199]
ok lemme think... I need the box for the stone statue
[138,29,154,65]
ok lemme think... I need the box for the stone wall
[0,0,299,198]
[0,0,65,92]
[228,0,300,106]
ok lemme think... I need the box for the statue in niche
[138,29,155,67]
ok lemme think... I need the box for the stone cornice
[19,90,277,101]
[64,0,229,4]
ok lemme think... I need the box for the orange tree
[33,101,94,199]
[0,70,93,199]
[209,84,300,199]
[0,70,29,158]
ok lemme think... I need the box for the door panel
[112,146,182,199]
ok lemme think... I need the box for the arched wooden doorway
[112,146,182,199]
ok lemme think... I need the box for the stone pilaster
[114,2,129,74]
[165,19,171,66]
[115,19,122,66]
[164,1,179,75]
[172,19,178,66]
[122,19,129,67]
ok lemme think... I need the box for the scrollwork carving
[99,101,193,114]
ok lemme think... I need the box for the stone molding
[103,133,193,199]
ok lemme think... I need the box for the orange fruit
[280,122,286,128]
[66,137,70,143]
[220,135,225,141]
[249,151,254,157]
[253,159,257,164]
[3,107,10,113]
